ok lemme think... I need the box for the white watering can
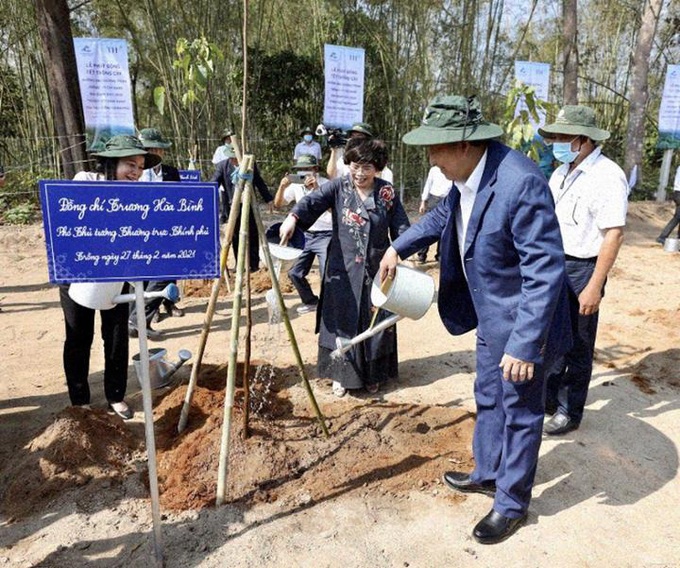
[331,265,436,359]
[69,282,181,310]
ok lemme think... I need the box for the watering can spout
[159,349,192,383]
[133,348,192,389]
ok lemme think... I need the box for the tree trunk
[624,0,665,189]
[34,0,87,179]
[562,0,579,104]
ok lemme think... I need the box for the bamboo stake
[242,230,252,439]
[216,155,254,505]
[249,187,329,438]
[177,157,246,434]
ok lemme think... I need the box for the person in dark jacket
[211,145,274,271]
[279,138,410,397]
[128,128,184,339]
[379,95,572,544]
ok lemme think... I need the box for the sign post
[40,180,220,565]
[657,64,680,202]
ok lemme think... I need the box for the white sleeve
[283,185,297,204]
[421,170,434,200]
[674,166,680,193]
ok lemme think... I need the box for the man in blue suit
[380,95,572,544]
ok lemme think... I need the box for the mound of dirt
[153,364,475,512]
[183,269,294,298]
[1,363,474,519]
[1,407,143,520]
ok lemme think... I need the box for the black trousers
[658,191,680,241]
[59,284,129,405]
[128,280,177,326]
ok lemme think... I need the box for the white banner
[74,38,135,149]
[514,61,550,128]
[658,64,680,149]
[323,44,365,129]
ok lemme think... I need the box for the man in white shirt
[416,165,452,262]
[274,154,331,314]
[539,105,628,436]
[293,126,322,161]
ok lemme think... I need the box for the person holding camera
[326,122,393,183]
[274,154,331,314]
[293,126,322,161]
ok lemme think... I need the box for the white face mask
[303,134,313,143]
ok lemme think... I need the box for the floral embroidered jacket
[291,175,410,351]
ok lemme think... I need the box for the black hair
[343,138,388,171]
[94,157,119,181]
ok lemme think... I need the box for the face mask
[303,134,313,143]
[552,140,580,164]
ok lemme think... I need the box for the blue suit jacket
[393,141,571,365]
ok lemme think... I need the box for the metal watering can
[133,348,192,389]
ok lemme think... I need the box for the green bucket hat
[292,154,318,169]
[402,95,504,145]
[538,105,610,141]
[221,128,234,141]
[347,122,375,138]
[300,126,314,135]
[91,135,161,169]
[139,127,172,149]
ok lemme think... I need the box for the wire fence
[0,133,434,206]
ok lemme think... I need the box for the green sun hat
[402,95,504,146]
[347,122,375,138]
[300,126,314,135]
[538,105,610,141]
[292,154,318,169]
[91,135,161,169]
[139,127,172,149]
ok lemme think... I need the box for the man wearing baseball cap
[379,95,572,544]
[538,106,627,436]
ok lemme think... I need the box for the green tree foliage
[0,0,677,223]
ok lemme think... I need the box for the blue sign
[179,170,201,182]
[40,180,221,283]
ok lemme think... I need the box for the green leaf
[153,86,165,116]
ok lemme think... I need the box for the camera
[316,123,347,148]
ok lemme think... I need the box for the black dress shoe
[443,471,496,496]
[473,509,528,544]
[544,412,579,436]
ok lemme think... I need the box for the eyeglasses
[349,163,376,174]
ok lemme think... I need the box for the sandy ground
[0,201,679,568]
